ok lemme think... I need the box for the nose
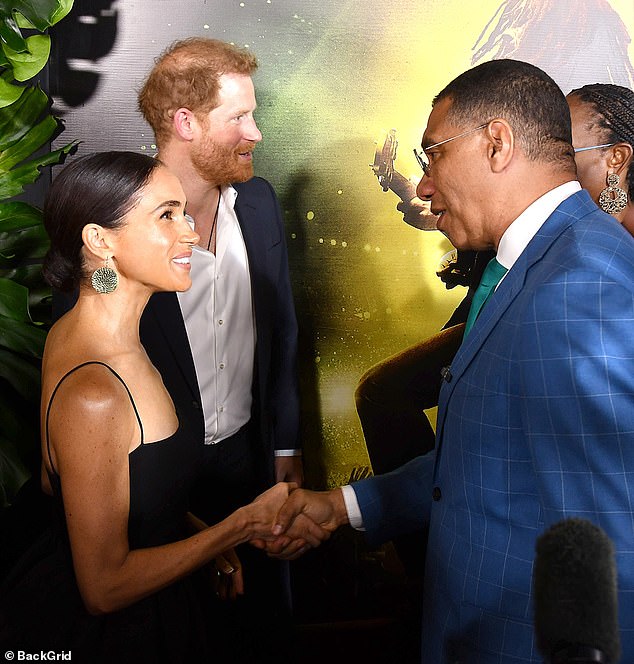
[244,116,262,143]
[416,173,434,201]
[181,217,199,246]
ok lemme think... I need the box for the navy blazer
[353,190,634,663]
[140,177,300,482]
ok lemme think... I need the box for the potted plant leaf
[0,0,76,510]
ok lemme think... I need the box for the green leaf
[0,9,28,52]
[28,284,51,314]
[0,69,24,108]
[0,276,30,321]
[0,315,47,358]
[0,85,48,150]
[0,397,21,441]
[0,226,49,266]
[49,0,73,26]
[3,34,50,81]
[0,221,48,243]
[0,266,49,293]
[10,0,74,31]
[0,140,78,198]
[0,201,42,233]
[0,347,42,397]
[0,113,57,170]
[0,433,32,508]
[0,204,48,275]
[0,0,74,507]
[14,13,35,29]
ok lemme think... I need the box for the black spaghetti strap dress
[0,362,236,663]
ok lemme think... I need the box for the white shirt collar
[224,183,238,207]
[496,180,581,270]
[184,184,237,230]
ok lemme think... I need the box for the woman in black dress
[0,152,312,662]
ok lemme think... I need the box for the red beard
[191,137,256,185]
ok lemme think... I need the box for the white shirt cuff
[341,485,365,531]
[274,449,302,457]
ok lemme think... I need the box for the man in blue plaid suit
[269,59,634,663]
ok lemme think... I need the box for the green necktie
[464,258,508,336]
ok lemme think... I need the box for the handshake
[245,483,350,560]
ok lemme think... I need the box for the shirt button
[219,405,224,412]
[218,319,224,326]
[219,363,225,370]
[432,487,442,501]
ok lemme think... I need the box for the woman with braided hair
[567,84,634,236]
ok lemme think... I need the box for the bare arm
[49,369,288,615]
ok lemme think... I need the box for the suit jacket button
[192,400,201,410]
[432,487,442,501]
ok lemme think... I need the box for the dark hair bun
[42,151,161,292]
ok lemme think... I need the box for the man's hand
[274,488,348,540]
[250,488,349,560]
[275,455,304,486]
[253,512,331,560]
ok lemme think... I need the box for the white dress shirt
[343,180,582,528]
[178,186,256,445]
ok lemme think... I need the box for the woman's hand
[243,482,297,541]
[213,548,243,600]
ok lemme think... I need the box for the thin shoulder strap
[45,361,144,475]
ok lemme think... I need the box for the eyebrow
[152,200,182,213]
[225,104,256,117]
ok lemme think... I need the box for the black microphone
[533,518,620,663]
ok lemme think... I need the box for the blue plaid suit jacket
[353,190,634,663]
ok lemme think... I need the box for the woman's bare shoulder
[44,362,139,468]
[47,361,128,408]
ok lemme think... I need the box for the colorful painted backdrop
[51,0,634,487]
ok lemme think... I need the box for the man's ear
[172,107,198,141]
[486,119,514,173]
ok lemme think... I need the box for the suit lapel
[234,185,265,286]
[233,182,269,401]
[435,190,595,460]
[143,291,200,399]
[234,182,267,330]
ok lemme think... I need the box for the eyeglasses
[573,143,615,153]
[414,123,489,177]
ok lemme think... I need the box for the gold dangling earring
[598,172,628,215]
[91,256,118,293]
